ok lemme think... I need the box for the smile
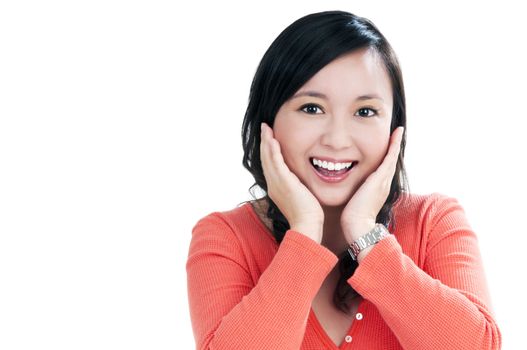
[309,157,357,183]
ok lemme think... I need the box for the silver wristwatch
[347,224,389,261]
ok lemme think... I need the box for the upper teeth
[312,158,353,171]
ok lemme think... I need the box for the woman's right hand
[260,123,324,243]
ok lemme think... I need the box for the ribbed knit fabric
[186,193,502,349]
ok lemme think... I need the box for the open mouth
[309,157,358,177]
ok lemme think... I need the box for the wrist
[343,220,376,243]
[346,223,389,262]
[290,222,323,243]
[356,245,375,263]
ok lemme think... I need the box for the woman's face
[273,48,394,208]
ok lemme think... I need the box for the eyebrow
[290,90,384,102]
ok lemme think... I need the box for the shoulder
[394,191,472,246]
[191,201,253,237]
[188,203,252,261]
[393,191,469,237]
[190,200,275,249]
[394,191,465,222]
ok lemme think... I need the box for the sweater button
[356,312,363,320]
[345,335,352,343]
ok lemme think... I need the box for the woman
[186,10,501,349]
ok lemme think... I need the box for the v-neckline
[246,201,365,348]
[309,299,365,349]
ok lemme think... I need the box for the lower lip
[311,162,355,183]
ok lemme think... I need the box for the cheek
[273,116,311,170]
[360,129,391,166]
[274,130,305,170]
[272,118,296,170]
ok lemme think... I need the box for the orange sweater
[186,193,501,349]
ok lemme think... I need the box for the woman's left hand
[340,126,404,242]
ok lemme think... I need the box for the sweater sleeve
[186,213,338,350]
[347,194,502,350]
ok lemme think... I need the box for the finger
[260,123,283,185]
[387,126,404,163]
[267,130,296,179]
[260,123,273,179]
[385,126,404,169]
[261,123,296,182]
[374,126,404,177]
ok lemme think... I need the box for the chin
[314,191,352,208]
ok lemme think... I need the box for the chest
[311,290,363,347]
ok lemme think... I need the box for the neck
[321,204,349,256]
[253,198,350,256]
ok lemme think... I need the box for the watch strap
[347,223,389,261]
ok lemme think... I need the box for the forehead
[297,48,392,105]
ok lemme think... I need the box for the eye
[355,107,378,118]
[300,103,324,115]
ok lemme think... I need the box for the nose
[319,115,354,151]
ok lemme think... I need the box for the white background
[0,0,525,349]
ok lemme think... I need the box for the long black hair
[240,10,409,314]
